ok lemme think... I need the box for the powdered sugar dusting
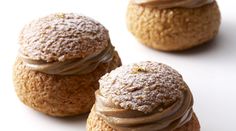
[99,61,187,113]
[19,13,110,62]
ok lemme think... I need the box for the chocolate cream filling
[94,88,193,131]
[19,42,114,75]
[133,0,214,8]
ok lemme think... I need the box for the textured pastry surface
[127,2,221,51]
[87,61,200,131]
[13,51,121,116]
[19,13,110,62]
[99,61,186,113]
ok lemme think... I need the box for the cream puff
[87,61,200,131]
[127,0,221,51]
[13,13,121,116]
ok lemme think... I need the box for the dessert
[13,13,121,116]
[127,0,221,51]
[87,61,200,131]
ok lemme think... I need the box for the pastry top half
[95,61,194,131]
[132,0,215,8]
[18,13,115,75]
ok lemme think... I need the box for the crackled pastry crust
[19,13,110,62]
[14,13,122,116]
[126,1,221,51]
[87,61,200,130]
[13,52,121,116]
[99,62,186,113]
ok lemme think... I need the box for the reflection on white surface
[0,0,236,131]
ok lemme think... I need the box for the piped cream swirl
[133,0,214,8]
[19,43,114,75]
[94,88,193,131]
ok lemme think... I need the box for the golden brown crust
[19,13,110,62]
[126,1,221,51]
[99,61,187,113]
[86,107,200,131]
[13,52,121,117]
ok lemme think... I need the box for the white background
[0,0,236,131]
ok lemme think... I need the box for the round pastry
[13,13,121,117]
[126,0,221,51]
[87,61,200,131]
